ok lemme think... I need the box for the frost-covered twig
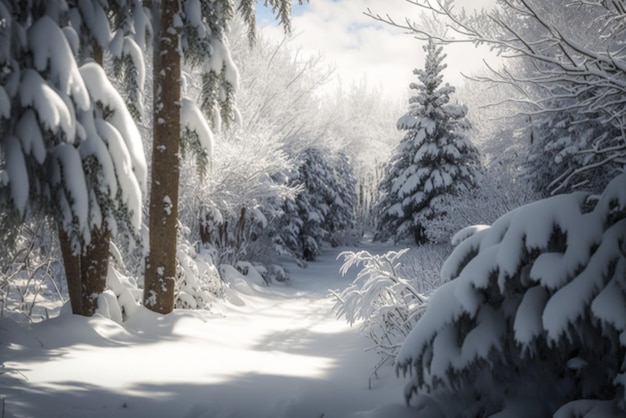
[332,249,429,370]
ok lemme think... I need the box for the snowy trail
[0,245,410,418]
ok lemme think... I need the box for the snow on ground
[0,243,415,418]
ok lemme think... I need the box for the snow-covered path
[0,245,412,418]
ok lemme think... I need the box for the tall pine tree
[144,0,301,313]
[376,39,480,244]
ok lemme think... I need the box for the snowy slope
[0,245,413,418]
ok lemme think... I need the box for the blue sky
[256,0,496,100]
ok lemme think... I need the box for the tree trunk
[143,0,182,314]
[73,45,111,317]
[81,227,111,316]
[235,207,247,249]
[414,224,427,245]
[58,227,83,315]
[199,213,211,245]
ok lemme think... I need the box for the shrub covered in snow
[0,219,66,321]
[396,173,626,417]
[332,249,430,382]
[175,240,223,310]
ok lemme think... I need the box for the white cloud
[258,0,497,100]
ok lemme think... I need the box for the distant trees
[375,39,480,244]
[274,147,357,262]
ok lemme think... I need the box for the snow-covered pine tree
[375,39,480,245]
[144,0,301,313]
[326,151,357,245]
[273,147,357,262]
[526,96,622,196]
[0,1,146,316]
[396,173,626,417]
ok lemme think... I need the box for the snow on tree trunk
[144,0,182,314]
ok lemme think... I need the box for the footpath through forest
[0,243,415,418]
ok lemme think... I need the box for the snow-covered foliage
[180,0,302,129]
[526,105,622,196]
[425,163,538,244]
[273,147,357,262]
[332,249,428,370]
[0,219,65,321]
[231,22,334,155]
[0,3,146,249]
[68,0,150,119]
[396,173,626,417]
[175,239,223,310]
[177,128,298,266]
[233,26,400,231]
[376,40,480,245]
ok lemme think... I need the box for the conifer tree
[0,1,146,316]
[375,39,480,244]
[144,0,301,313]
[273,147,356,262]
[396,173,626,418]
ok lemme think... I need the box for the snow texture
[181,97,214,158]
[0,245,414,418]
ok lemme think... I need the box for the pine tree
[273,147,356,262]
[525,96,621,196]
[144,0,300,313]
[396,173,626,418]
[375,39,480,244]
[0,1,146,316]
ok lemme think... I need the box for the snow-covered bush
[177,126,298,267]
[396,173,626,417]
[175,239,223,310]
[332,249,429,379]
[395,244,450,295]
[526,110,621,196]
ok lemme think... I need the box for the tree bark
[58,227,83,315]
[143,0,182,314]
[81,227,111,316]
